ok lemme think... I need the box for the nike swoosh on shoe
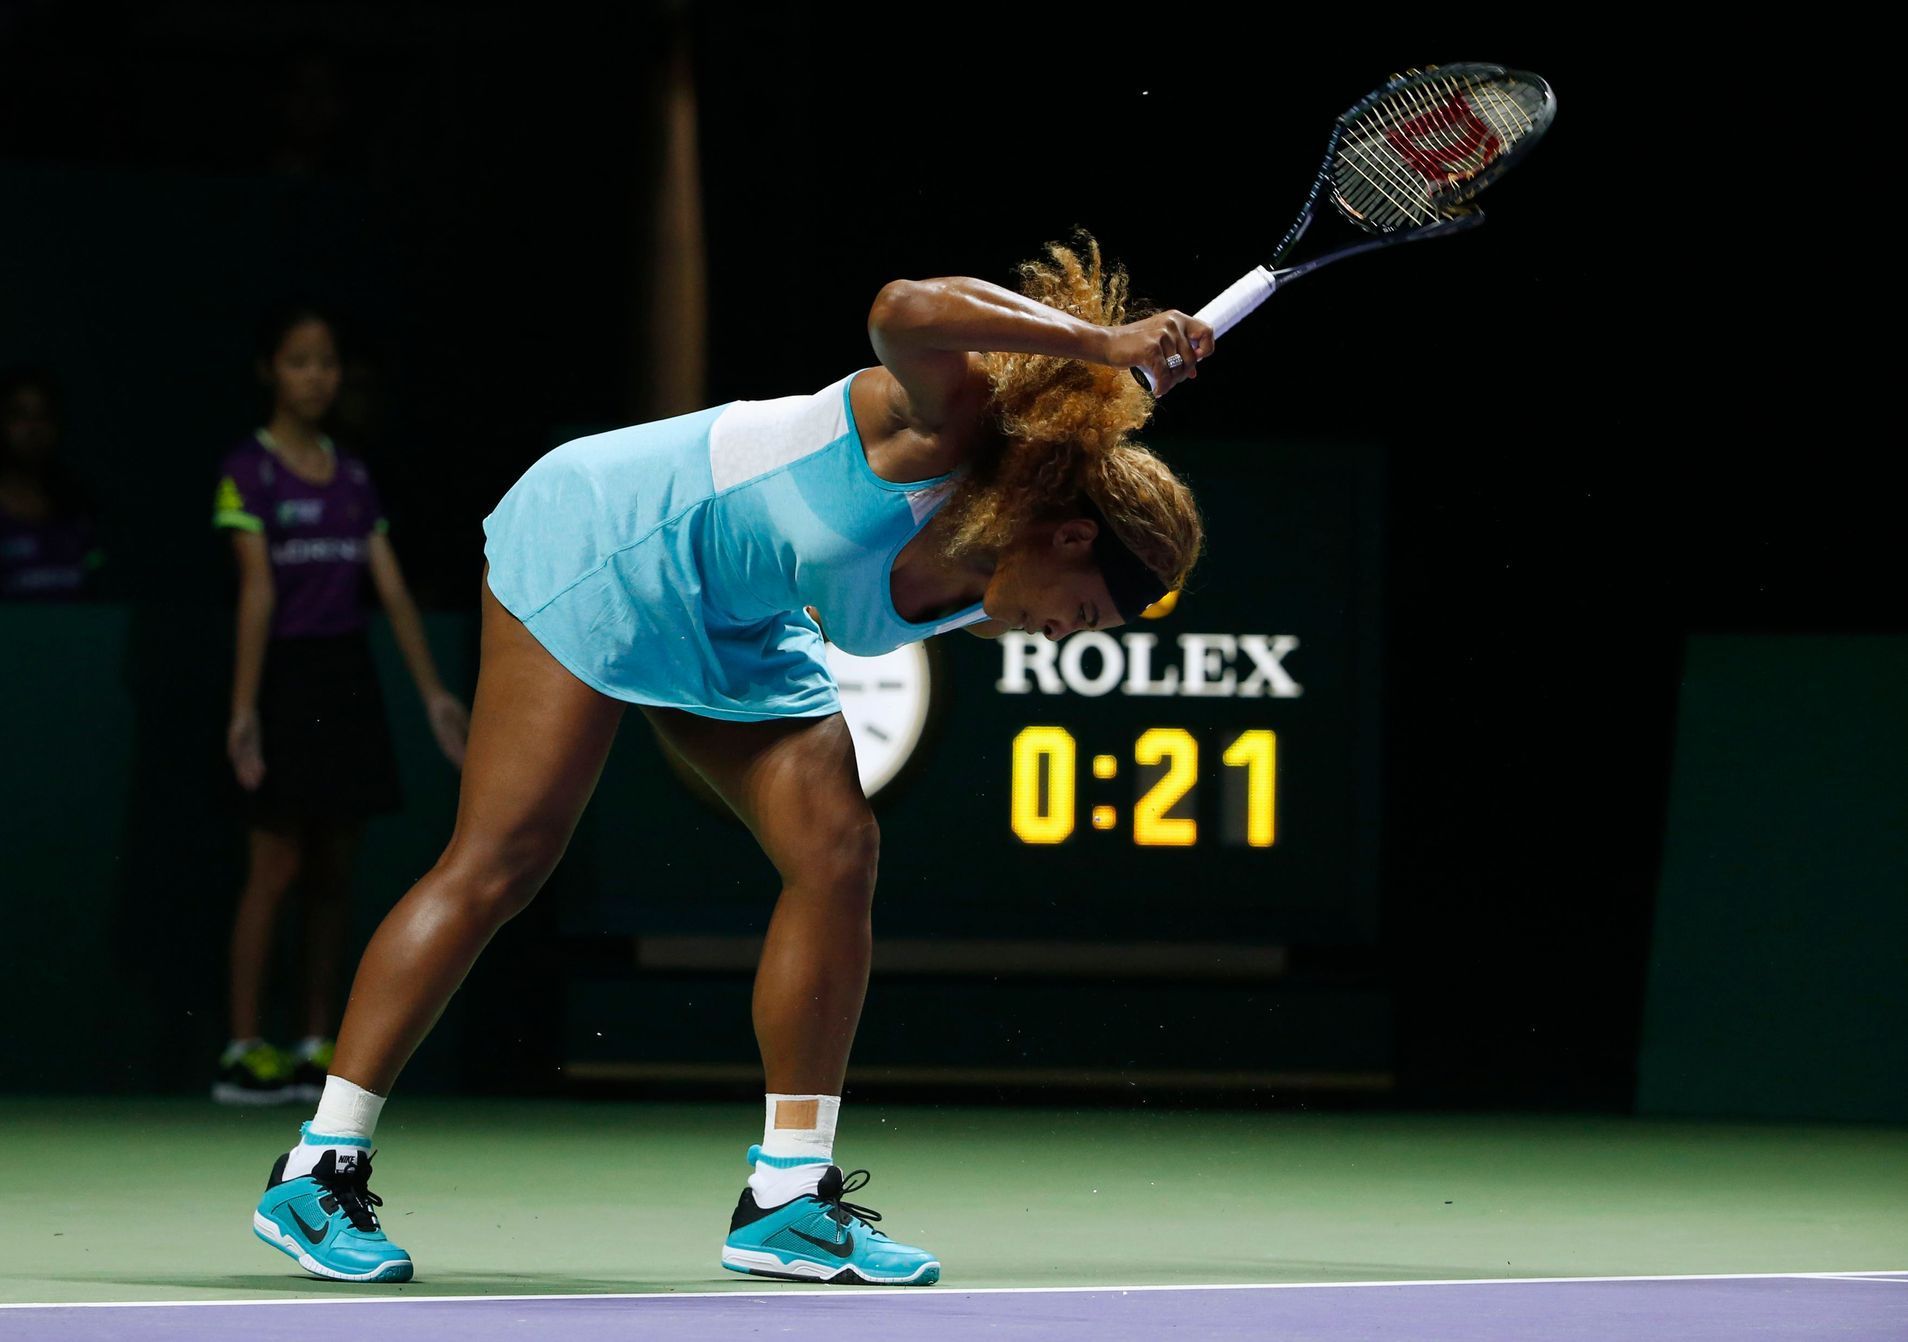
[788,1228,856,1258]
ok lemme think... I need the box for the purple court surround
[5,1274,1905,1341]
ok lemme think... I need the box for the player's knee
[790,813,880,909]
[437,830,566,925]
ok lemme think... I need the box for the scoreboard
[997,629,1295,849]
[813,437,1385,953]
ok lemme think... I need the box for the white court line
[2,1269,1904,1311]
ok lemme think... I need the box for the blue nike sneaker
[252,1134,414,1282]
[721,1155,940,1285]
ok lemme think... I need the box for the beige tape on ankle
[774,1098,820,1130]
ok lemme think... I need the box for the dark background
[0,3,1890,1110]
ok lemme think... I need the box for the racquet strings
[1330,66,1551,234]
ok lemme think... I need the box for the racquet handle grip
[1135,266,1278,392]
[1198,266,1278,339]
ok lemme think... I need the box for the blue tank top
[482,369,985,720]
[700,371,986,655]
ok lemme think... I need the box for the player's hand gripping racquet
[1134,63,1555,392]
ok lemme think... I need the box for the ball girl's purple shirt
[212,431,387,639]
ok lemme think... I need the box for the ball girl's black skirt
[251,630,402,825]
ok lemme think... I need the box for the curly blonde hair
[943,231,1203,594]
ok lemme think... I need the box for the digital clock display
[1009,725,1277,848]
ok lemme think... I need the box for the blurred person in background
[0,369,104,600]
[211,305,468,1105]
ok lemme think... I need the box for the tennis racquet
[1136,63,1555,391]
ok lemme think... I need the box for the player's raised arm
[867,278,1210,425]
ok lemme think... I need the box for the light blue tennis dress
[482,370,987,721]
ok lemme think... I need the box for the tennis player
[251,237,1211,1286]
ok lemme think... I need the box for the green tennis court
[5,1098,1902,1305]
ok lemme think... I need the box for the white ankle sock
[747,1093,839,1207]
[312,1075,384,1141]
[283,1076,385,1179]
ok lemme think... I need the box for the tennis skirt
[481,404,839,722]
[251,631,403,824]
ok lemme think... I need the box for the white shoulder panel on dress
[906,479,957,525]
[708,374,852,492]
[932,606,991,637]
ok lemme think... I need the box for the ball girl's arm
[365,533,469,769]
[226,532,274,790]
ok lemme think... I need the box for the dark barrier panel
[1637,636,1908,1122]
[0,603,474,1093]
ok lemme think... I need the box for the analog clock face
[824,641,933,798]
